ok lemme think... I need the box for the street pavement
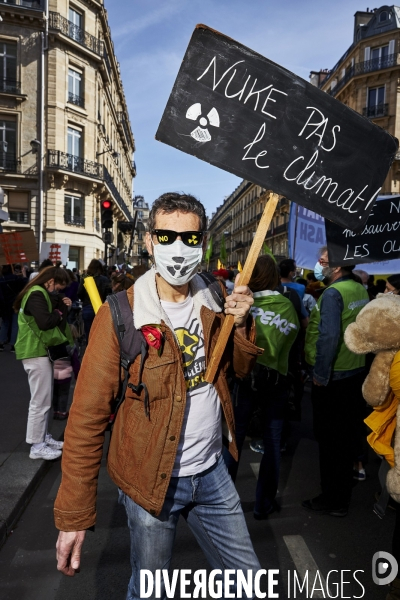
[0,350,395,599]
[0,349,69,547]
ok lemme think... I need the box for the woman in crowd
[385,274,400,295]
[77,259,111,341]
[223,255,299,519]
[13,266,71,460]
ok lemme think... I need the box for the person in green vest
[13,266,71,460]
[223,255,299,519]
[303,246,369,517]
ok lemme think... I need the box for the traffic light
[101,199,113,229]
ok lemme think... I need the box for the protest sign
[156,25,398,231]
[288,203,327,269]
[326,195,400,267]
[288,198,400,273]
[40,242,69,265]
[0,230,38,265]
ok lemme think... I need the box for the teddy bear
[344,293,400,600]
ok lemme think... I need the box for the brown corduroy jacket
[54,273,262,530]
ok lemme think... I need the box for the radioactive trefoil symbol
[186,103,220,143]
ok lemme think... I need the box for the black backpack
[106,273,224,425]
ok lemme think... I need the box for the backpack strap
[198,272,225,309]
[107,291,148,425]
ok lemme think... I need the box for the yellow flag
[217,259,222,270]
[237,261,243,272]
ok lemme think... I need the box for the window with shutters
[8,191,29,224]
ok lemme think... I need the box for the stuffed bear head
[345,294,400,355]
[345,294,400,406]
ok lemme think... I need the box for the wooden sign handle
[204,192,280,384]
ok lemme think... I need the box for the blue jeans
[118,455,261,600]
[223,370,288,515]
[0,311,18,345]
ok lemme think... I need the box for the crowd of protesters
[1,193,400,598]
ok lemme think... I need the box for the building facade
[127,194,149,266]
[0,0,135,270]
[313,5,400,195]
[206,181,290,271]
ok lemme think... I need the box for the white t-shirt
[160,294,222,476]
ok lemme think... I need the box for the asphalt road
[0,388,394,600]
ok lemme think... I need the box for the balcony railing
[47,150,131,219]
[47,150,103,178]
[0,78,21,94]
[64,215,85,227]
[269,223,288,236]
[0,155,20,173]
[101,47,112,78]
[9,211,28,224]
[49,12,103,56]
[117,111,133,145]
[362,103,389,119]
[0,0,44,9]
[67,92,84,108]
[327,53,398,96]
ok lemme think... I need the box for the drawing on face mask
[186,103,220,143]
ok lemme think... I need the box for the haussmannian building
[0,0,136,270]
[311,5,400,195]
[206,181,290,272]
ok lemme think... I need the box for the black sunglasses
[152,230,204,247]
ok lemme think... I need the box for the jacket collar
[133,268,222,331]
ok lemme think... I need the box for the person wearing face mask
[13,267,72,460]
[302,247,369,517]
[385,274,400,295]
[54,192,264,597]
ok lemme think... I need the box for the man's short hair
[279,259,296,278]
[148,192,207,232]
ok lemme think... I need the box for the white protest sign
[40,242,69,265]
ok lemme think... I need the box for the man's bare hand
[224,274,254,329]
[56,530,86,576]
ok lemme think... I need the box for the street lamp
[30,139,40,154]
[96,150,120,159]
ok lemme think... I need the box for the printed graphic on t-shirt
[175,317,207,391]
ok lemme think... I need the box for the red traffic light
[102,200,112,209]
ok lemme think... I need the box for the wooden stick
[204,192,280,384]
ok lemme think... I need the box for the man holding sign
[54,193,263,598]
[303,247,369,517]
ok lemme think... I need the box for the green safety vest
[15,285,69,360]
[251,291,300,375]
[304,279,369,372]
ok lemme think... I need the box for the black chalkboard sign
[156,25,398,231]
[325,195,400,266]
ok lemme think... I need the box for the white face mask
[152,239,203,286]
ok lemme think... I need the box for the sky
[106,0,371,218]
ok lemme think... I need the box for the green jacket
[251,290,299,375]
[15,286,68,360]
[305,278,369,372]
